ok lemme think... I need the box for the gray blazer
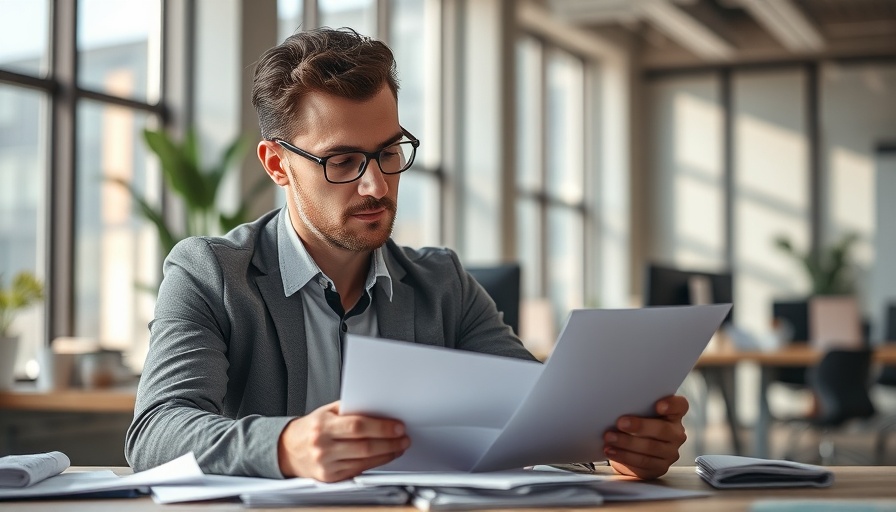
[125,208,535,477]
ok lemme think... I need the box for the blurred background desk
[696,344,896,459]
[0,385,136,464]
[0,385,136,413]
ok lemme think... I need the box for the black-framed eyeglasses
[271,127,420,184]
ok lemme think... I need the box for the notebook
[695,455,834,489]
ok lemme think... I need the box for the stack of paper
[241,481,409,507]
[696,455,835,489]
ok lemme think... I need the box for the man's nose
[357,158,388,198]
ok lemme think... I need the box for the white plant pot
[0,335,19,390]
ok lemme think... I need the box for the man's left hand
[603,395,688,480]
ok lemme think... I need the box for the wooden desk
[7,466,896,511]
[0,386,136,413]
[696,344,896,459]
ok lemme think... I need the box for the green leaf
[143,129,211,211]
[106,176,181,255]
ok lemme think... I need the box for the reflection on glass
[278,0,304,41]
[394,171,439,248]
[0,85,47,376]
[546,48,584,203]
[516,199,541,298]
[547,207,584,324]
[77,0,162,102]
[0,0,49,76]
[319,0,375,36]
[75,100,158,371]
[516,36,542,191]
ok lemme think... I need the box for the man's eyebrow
[319,131,405,155]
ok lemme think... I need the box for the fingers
[603,395,689,480]
[613,415,687,445]
[310,440,410,483]
[278,401,410,481]
[321,436,410,465]
[656,395,689,419]
[329,414,406,440]
[331,401,407,440]
[603,429,681,463]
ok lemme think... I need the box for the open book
[341,304,731,472]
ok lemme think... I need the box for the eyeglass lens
[325,141,415,183]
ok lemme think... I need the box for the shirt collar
[279,207,393,301]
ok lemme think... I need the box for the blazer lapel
[254,209,307,416]
[256,272,307,416]
[377,245,415,343]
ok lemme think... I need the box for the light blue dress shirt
[279,208,393,413]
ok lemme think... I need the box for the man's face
[281,85,402,253]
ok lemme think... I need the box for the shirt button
[341,323,348,332]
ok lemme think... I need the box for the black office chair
[465,263,521,335]
[784,349,875,465]
[770,300,810,389]
[876,303,896,387]
[874,303,896,464]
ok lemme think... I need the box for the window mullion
[47,0,78,342]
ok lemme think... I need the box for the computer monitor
[644,263,734,324]
[466,264,521,335]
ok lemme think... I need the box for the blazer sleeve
[125,237,293,478]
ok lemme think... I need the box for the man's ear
[258,140,290,186]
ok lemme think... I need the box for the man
[125,27,688,483]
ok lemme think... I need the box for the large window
[0,0,168,376]
[515,36,588,326]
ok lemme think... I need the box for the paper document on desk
[0,452,204,500]
[0,451,70,487]
[341,304,732,472]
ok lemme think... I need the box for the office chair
[770,300,810,389]
[876,303,896,387]
[465,263,521,335]
[874,303,896,464]
[783,349,875,465]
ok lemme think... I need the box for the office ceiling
[545,0,896,68]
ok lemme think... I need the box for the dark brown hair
[252,27,399,140]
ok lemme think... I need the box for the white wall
[646,74,726,272]
[821,63,896,339]
[732,68,811,335]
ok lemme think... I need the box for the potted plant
[108,128,270,293]
[0,271,44,389]
[109,128,270,259]
[773,232,859,295]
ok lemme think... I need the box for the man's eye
[329,156,360,168]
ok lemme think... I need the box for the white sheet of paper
[355,469,607,490]
[593,478,711,502]
[0,452,204,500]
[341,304,731,473]
[340,337,543,471]
[152,474,316,504]
[474,304,732,471]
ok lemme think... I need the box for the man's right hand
[277,401,410,482]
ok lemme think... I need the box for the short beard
[327,196,397,252]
